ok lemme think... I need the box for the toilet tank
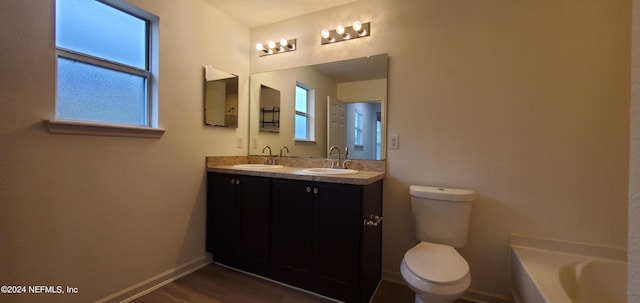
[409,185,475,248]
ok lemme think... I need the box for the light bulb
[353,21,362,32]
[267,40,276,49]
[336,25,345,35]
[255,43,264,51]
[280,38,288,47]
[321,29,330,39]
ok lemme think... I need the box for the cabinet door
[270,180,313,288]
[312,183,361,302]
[207,173,239,265]
[236,176,271,275]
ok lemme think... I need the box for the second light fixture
[321,21,370,45]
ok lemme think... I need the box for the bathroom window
[53,0,161,136]
[295,82,314,141]
[354,109,364,146]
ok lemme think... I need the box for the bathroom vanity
[206,162,383,303]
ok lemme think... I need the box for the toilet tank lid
[410,186,475,202]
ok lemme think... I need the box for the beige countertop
[207,165,384,185]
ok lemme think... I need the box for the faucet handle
[342,159,352,169]
[279,146,290,157]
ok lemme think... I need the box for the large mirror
[249,54,388,160]
[204,66,238,128]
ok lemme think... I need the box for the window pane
[295,114,308,139]
[57,57,147,125]
[295,86,307,113]
[56,0,147,69]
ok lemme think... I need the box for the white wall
[630,0,640,301]
[252,0,630,301]
[1,0,633,302]
[0,0,249,302]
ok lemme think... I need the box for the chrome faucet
[262,145,274,165]
[279,146,289,157]
[328,146,341,168]
[343,147,351,169]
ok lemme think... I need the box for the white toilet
[400,185,475,303]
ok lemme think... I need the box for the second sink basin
[301,168,359,175]
[233,164,284,170]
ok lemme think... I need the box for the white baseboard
[464,289,511,303]
[95,254,212,303]
[381,270,404,284]
[381,270,510,303]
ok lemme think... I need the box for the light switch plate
[236,137,243,149]
[389,135,399,149]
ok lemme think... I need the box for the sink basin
[301,168,359,175]
[233,164,283,170]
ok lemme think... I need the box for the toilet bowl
[400,242,471,303]
[401,185,475,303]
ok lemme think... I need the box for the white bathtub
[510,236,627,303]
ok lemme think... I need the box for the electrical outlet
[236,137,243,149]
[251,137,258,149]
[389,135,399,149]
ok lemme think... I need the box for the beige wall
[0,0,249,302]
[337,79,387,102]
[250,66,335,157]
[630,0,640,301]
[252,0,630,301]
[0,0,633,302]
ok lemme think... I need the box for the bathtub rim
[509,234,627,303]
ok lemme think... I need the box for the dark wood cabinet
[207,172,382,303]
[206,173,271,275]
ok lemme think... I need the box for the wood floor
[131,263,473,303]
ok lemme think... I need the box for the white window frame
[45,0,164,138]
[354,109,364,146]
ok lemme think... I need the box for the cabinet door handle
[235,180,240,185]
[230,179,235,184]
[364,215,383,227]
[306,186,312,193]
[313,187,319,194]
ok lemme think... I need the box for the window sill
[295,139,316,145]
[44,119,165,139]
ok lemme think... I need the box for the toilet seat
[404,242,469,285]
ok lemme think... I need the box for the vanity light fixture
[321,21,370,45]
[256,38,297,57]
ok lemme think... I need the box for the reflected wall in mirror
[249,54,388,160]
[259,85,280,133]
[204,66,238,128]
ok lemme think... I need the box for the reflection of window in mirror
[355,109,364,146]
[295,82,314,141]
